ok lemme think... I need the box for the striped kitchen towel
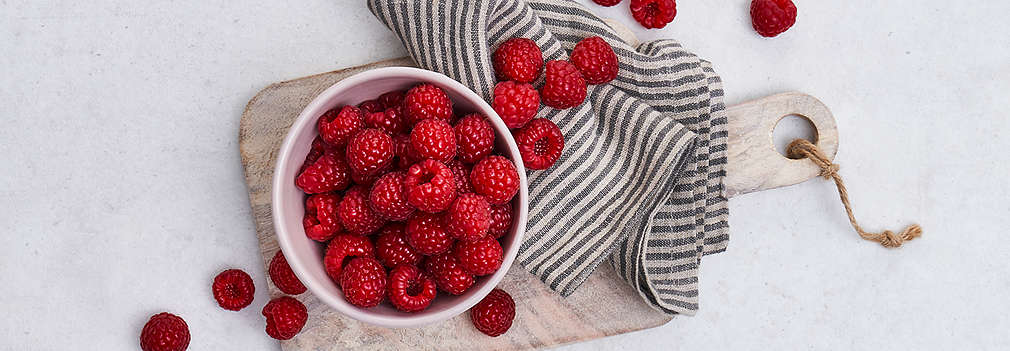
[367,0,729,315]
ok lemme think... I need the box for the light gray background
[2,0,1008,350]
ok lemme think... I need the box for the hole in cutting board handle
[772,114,818,159]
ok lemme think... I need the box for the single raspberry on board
[269,250,307,295]
[592,0,622,6]
[424,252,474,295]
[324,234,376,282]
[358,99,384,113]
[514,118,565,170]
[750,0,796,37]
[410,118,457,162]
[447,159,475,194]
[378,90,406,109]
[454,114,495,164]
[339,257,387,308]
[375,223,423,268]
[365,107,407,135]
[470,289,515,337]
[369,171,415,221]
[404,159,458,213]
[630,0,677,29]
[492,38,544,84]
[387,264,437,312]
[212,269,255,311]
[470,156,520,205]
[318,105,365,147]
[337,186,386,235]
[295,152,351,194]
[262,296,307,340]
[346,128,394,177]
[570,36,619,84]
[454,237,503,276]
[140,312,190,351]
[446,193,491,242]
[303,193,342,242]
[540,60,587,109]
[487,202,513,239]
[406,212,455,256]
[492,81,540,129]
[404,83,453,125]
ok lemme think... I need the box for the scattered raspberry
[470,289,515,337]
[404,159,457,213]
[295,152,351,194]
[406,212,454,256]
[269,250,307,295]
[212,269,255,311]
[492,38,544,84]
[365,107,407,135]
[324,234,376,282]
[379,90,406,109]
[410,119,457,162]
[454,114,495,164]
[262,296,307,340]
[404,84,453,125]
[368,171,415,221]
[424,252,474,295]
[339,257,387,308]
[750,0,796,37]
[446,193,491,241]
[318,105,365,147]
[393,133,421,170]
[140,312,190,351]
[375,223,422,268]
[303,193,342,242]
[358,99,384,113]
[387,264,437,312]
[592,0,622,6]
[540,60,587,109]
[514,118,565,170]
[491,81,540,129]
[337,186,386,235]
[487,203,513,239]
[454,237,503,276]
[346,128,395,177]
[471,156,520,205]
[447,159,475,194]
[630,0,677,29]
[570,36,619,85]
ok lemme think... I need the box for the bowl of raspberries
[271,66,528,328]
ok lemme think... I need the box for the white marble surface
[1,0,1008,350]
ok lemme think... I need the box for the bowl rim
[271,66,528,328]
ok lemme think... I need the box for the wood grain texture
[239,58,672,351]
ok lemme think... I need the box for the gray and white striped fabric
[367,0,729,315]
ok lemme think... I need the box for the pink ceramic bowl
[272,67,528,328]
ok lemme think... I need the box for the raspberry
[393,133,421,170]
[404,159,457,213]
[303,193,342,242]
[424,252,474,295]
[470,289,515,337]
[378,90,406,109]
[375,223,422,268]
[630,0,677,29]
[569,36,619,85]
[447,193,491,241]
[491,81,540,129]
[540,60,587,109]
[454,114,495,164]
[358,99,384,113]
[406,212,454,255]
[368,171,415,221]
[410,118,457,162]
[750,0,796,37]
[140,312,190,351]
[471,156,520,205]
[365,107,407,135]
[514,118,565,170]
[339,257,387,308]
[295,152,351,194]
[212,269,255,311]
[262,296,307,340]
[592,0,622,6]
[492,38,543,84]
[324,234,375,281]
[387,264,437,312]
[404,84,453,124]
[337,186,386,235]
[318,105,365,147]
[454,237,503,276]
[346,128,394,176]
[298,136,340,175]
[487,202,513,239]
[268,250,307,295]
[447,159,475,194]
